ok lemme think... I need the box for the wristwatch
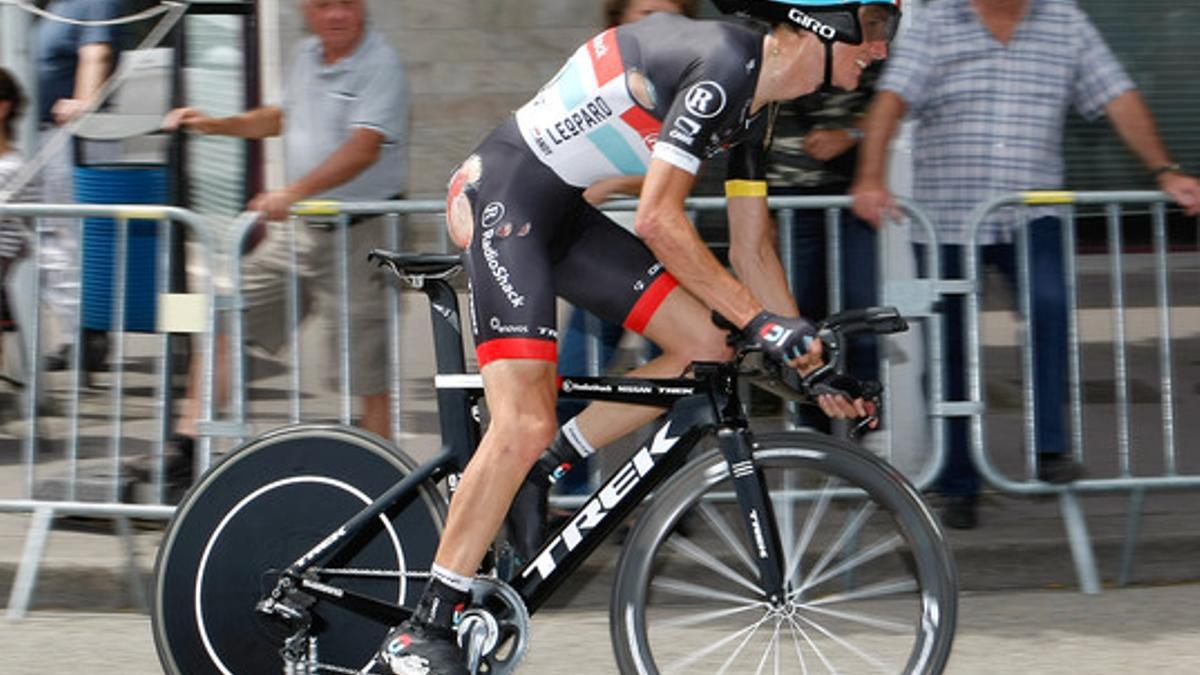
[1150,162,1183,178]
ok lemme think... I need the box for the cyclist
[371,2,900,673]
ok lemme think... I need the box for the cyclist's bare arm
[636,158,765,329]
[726,192,801,316]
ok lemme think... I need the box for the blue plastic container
[77,165,168,333]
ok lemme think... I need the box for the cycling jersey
[449,14,774,366]
[516,13,768,185]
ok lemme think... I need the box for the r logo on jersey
[684,81,726,119]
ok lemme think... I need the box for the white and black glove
[743,310,818,364]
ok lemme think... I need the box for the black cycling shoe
[372,620,469,675]
[503,455,561,563]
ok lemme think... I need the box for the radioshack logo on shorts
[684,81,726,119]
[482,201,506,228]
[481,228,525,308]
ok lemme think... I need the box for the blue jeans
[916,216,1069,497]
[789,208,879,430]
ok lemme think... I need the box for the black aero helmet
[713,0,901,44]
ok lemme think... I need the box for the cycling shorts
[446,118,677,368]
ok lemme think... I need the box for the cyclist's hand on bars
[1158,171,1200,216]
[744,311,818,368]
[248,188,302,222]
[850,177,898,229]
[809,371,877,424]
[162,107,217,135]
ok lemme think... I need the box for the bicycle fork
[717,427,789,605]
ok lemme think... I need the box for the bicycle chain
[311,567,432,579]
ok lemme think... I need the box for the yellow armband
[724,180,768,198]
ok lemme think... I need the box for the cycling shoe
[373,620,469,675]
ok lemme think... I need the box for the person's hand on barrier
[1157,170,1200,216]
[850,177,899,229]
[249,188,302,223]
[162,107,218,135]
[51,98,88,125]
[803,129,857,162]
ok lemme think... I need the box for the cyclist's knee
[486,410,558,466]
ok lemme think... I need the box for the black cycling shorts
[445,118,677,367]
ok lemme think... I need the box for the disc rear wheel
[152,425,446,675]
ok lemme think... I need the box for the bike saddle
[369,249,463,277]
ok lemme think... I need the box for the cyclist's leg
[437,358,559,574]
[553,202,731,450]
[567,286,730,449]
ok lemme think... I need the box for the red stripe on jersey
[477,338,557,368]
[623,273,679,334]
[587,29,624,86]
[620,105,663,151]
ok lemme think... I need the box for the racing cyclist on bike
[371,2,901,673]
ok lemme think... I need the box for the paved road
[4,583,1199,674]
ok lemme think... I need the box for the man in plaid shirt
[851,0,1200,529]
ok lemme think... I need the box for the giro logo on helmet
[788,9,837,40]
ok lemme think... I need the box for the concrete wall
[272,0,604,198]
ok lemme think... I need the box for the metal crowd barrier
[962,190,1197,593]
[0,202,219,617]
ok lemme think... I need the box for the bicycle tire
[610,432,957,675]
[152,424,446,675]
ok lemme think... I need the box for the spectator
[34,0,123,373]
[550,0,700,498]
[852,0,1200,529]
[0,68,44,411]
[141,0,409,500]
[737,60,885,426]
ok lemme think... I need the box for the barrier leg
[1117,487,1145,588]
[115,517,149,613]
[5,506,54,619]
[1058,490,1101,594]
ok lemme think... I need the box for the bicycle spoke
[697,500,759,578]
[803,533,903,592]
[661,615,770,675]
[666,532,763,596]
[802,577,918,607]
[652,576,766,606]
[775,468,797,579]
[785,477,837,588]
[753,618,783,675]
[785,614,837,675]
[656,601,765,629]
[796,612,892,674]
[799,602,912,634]
[715,614,770,675]
[800,501,876,594]
[788,617,811,675]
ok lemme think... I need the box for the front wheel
[152,424,446,675]
[611,432,957,675]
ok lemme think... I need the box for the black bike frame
[273,271,791,621]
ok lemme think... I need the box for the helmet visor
[859,4,900,43]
